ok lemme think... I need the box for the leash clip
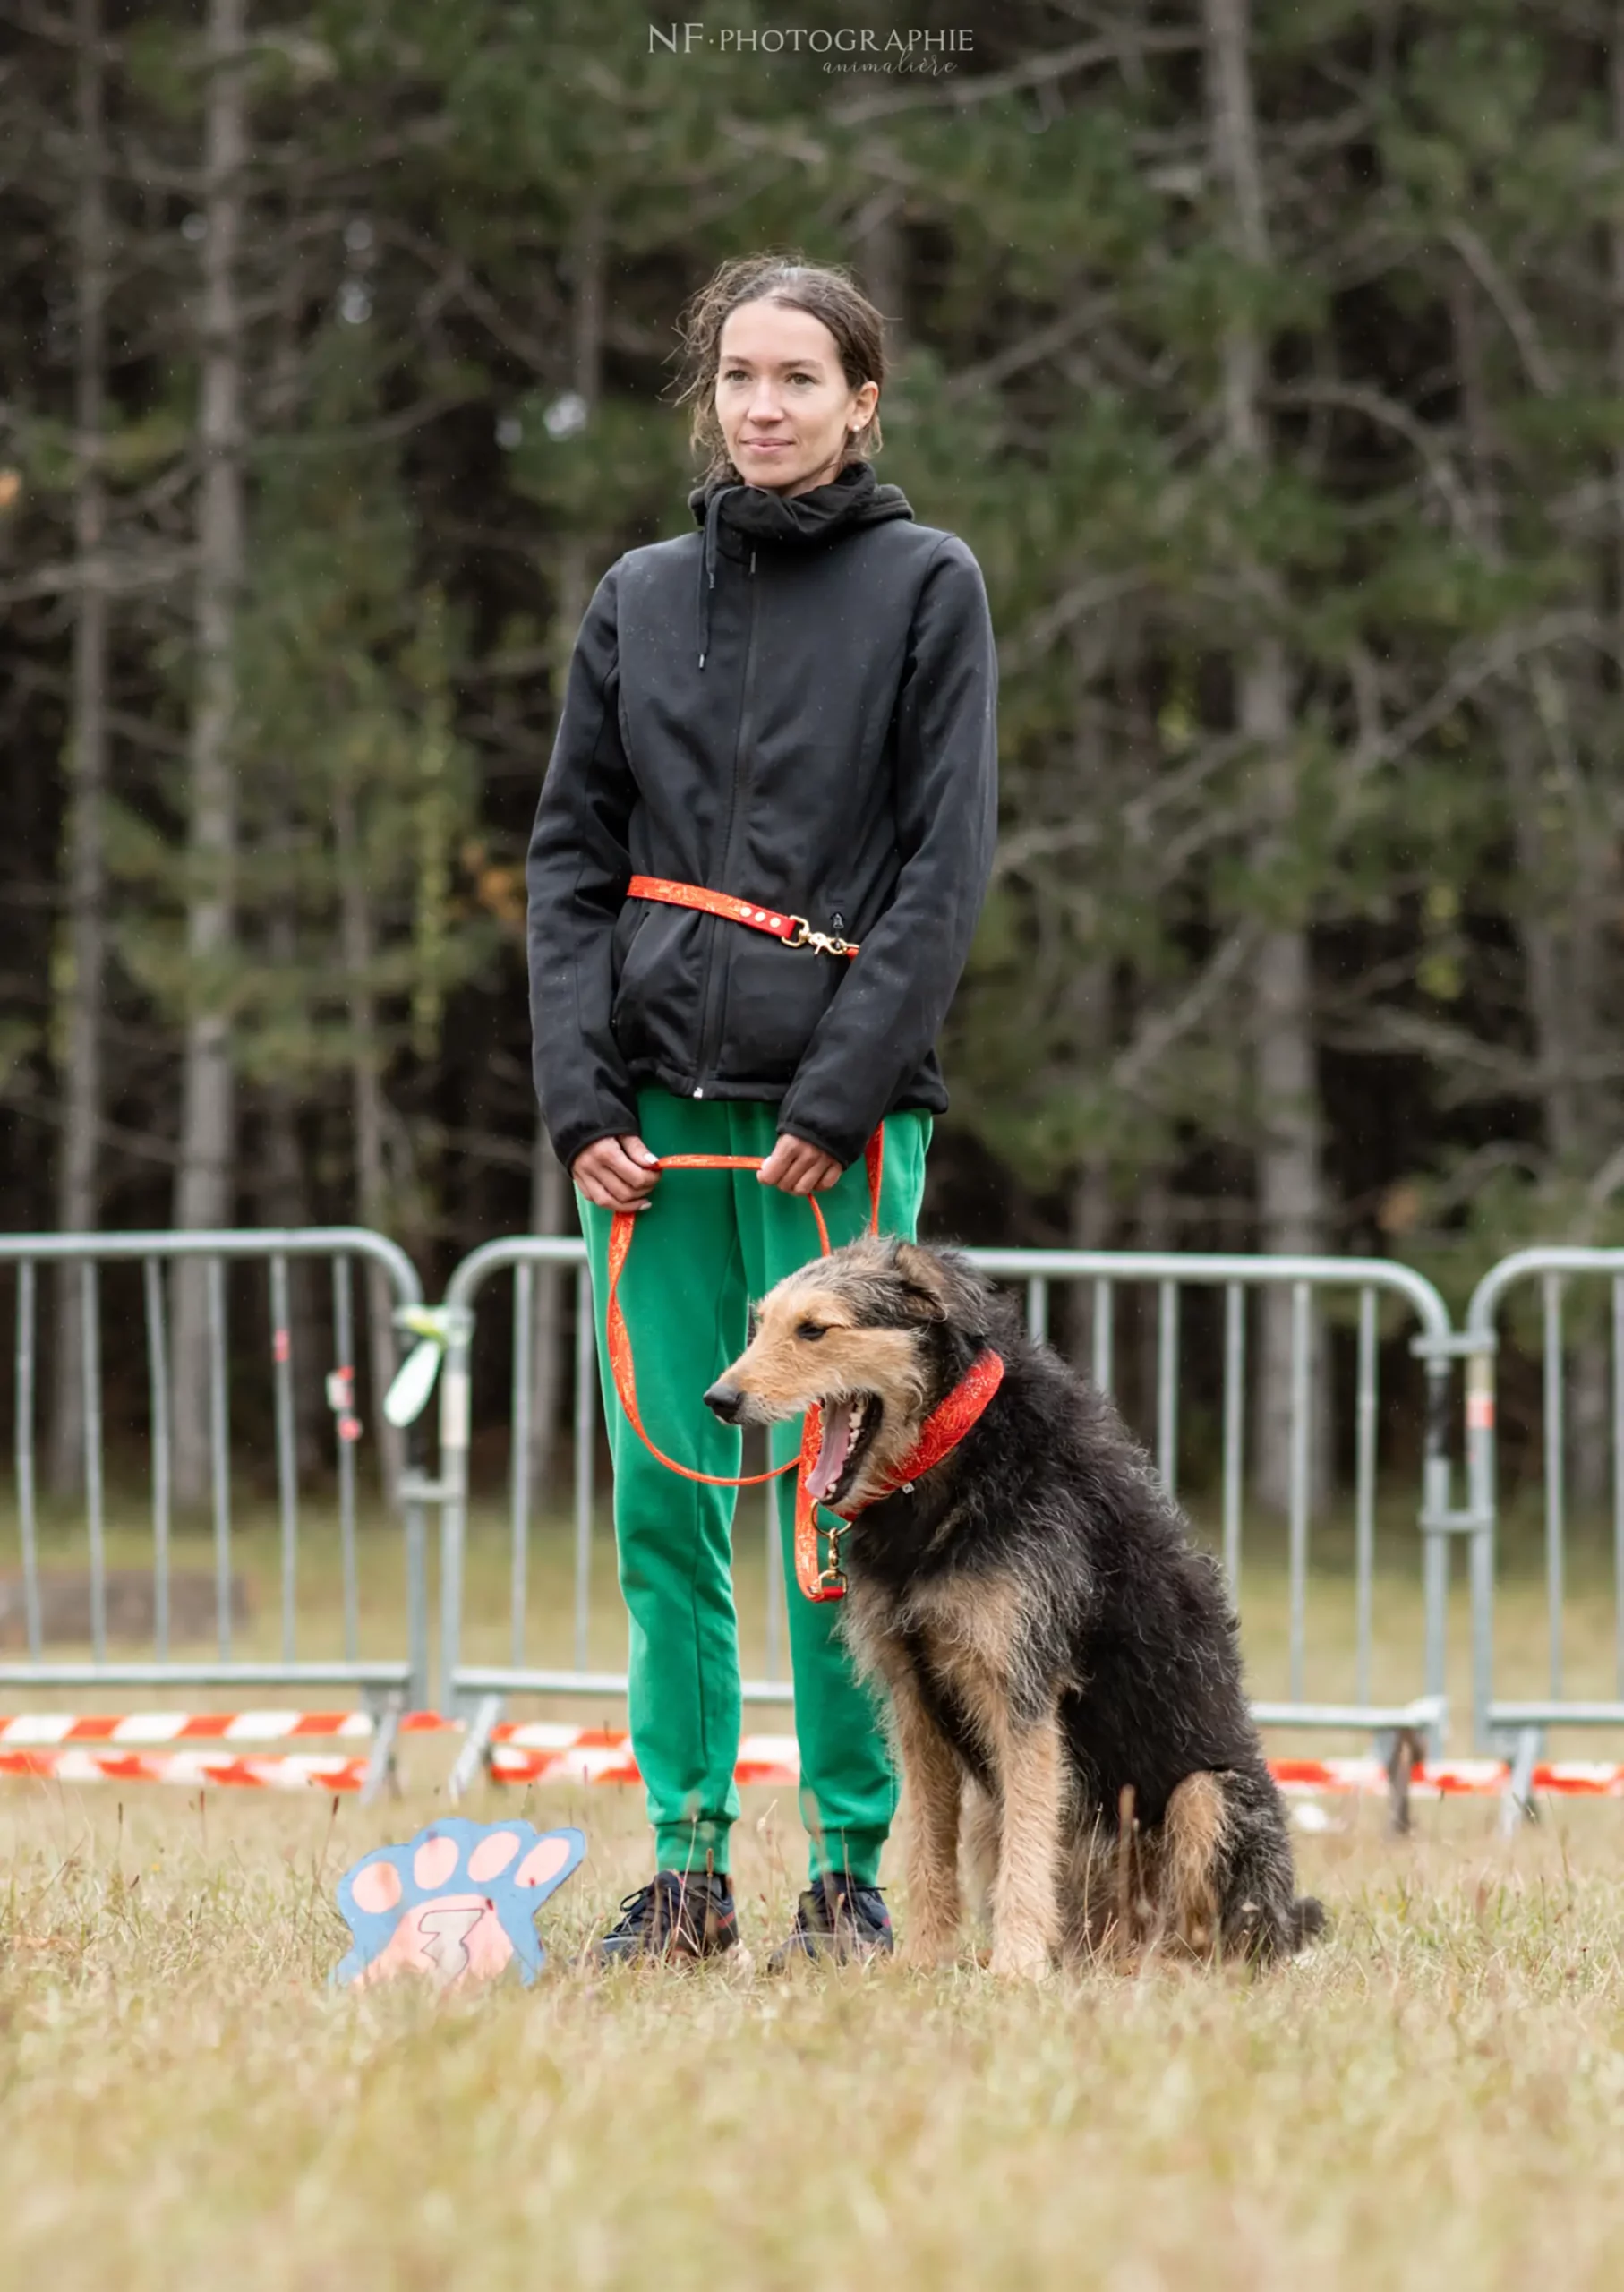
[784,915,855,958]
[814,1513,850,1597]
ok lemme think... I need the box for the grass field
[4,1492,1624,2285]
[4,1775,1624,2288]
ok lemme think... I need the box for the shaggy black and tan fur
[706,1236,1326,1980]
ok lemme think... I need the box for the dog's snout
[704,1381,744,1424]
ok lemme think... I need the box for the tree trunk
[1068,1143,1113,1255]
[528,200,606,1504]
[333,770,404,1499]
[261,760,321,1478]
[170,0,246,1509]
[1252,832,1331,1512]
[48,0,109,1500]
[260,1090,323,1479]
[856,191,907,341]
[1203,0,1330,1511]
[1452,245,1615,1508]
[1578,5,1624,1512]
[1067,1087,1113,1381]
[1064,617,1115,1375]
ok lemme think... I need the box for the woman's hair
[673,253,888,484]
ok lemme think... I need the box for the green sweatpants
[577,1086,931,1888]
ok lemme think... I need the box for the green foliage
[509,394,690,537]
[10,0,1624,1274]
[227,330,487,1098]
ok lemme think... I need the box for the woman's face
[714,300,879,498]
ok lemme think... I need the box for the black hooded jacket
[526,461,999,1173]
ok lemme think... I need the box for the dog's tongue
[807,1400,854,1503]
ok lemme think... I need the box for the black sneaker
[768,1875,893,1969]
[592,1869,739,1965]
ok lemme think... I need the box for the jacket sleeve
[526,559,644,1173]
[776,534,999,1167]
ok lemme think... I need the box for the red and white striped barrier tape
[5,1716,1624,1800]
[488,1724,800,1788]
[486,1732,1624,1800]
[0,1749,372,1792]
[1274,1756,1624,1799]
[0,1710,456,1747]
[0,1721,795,1792]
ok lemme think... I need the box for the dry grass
[3,1775,1624,2289]
[5,1496,1624,2285]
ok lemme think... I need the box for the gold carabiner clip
[815,1514,849,1596]
[783,916,855,959]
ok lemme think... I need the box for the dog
[705,1236,1325,1979]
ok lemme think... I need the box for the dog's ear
[898,1241,1004,1349]
[890,1240,951,1322]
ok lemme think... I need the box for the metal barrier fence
[427,1239,1457,1789]
[0,1232,432,1759]
[1463,1247,1624,1776]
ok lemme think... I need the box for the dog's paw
[987,1934,1056,1982]
[336,1817,585,1991]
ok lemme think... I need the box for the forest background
[4,0,1620,1505]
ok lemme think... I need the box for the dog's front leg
[893,1675,962,1970]
[987,1706,1064,1980]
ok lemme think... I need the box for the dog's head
[705,1237,997,1512]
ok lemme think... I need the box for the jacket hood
[687,460,914,668]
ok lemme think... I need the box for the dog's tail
[1290,1894,1327,1949]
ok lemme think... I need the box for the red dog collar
[795,1348,1005,1601]
[868,1347,1006,1504]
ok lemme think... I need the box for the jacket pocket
[611,902,706,1067]
[609,902,653,1031]
[715,926,845,1084]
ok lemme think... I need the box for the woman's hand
[758,1133,843,1196]
[573,1134,661,1211]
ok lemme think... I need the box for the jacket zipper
[693,546,758,1094]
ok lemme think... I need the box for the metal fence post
[1455,1248,1624,1762]
[401,1424,432,1718]
[430,1239,1459,1757]
[0,1228,426,1708]
[1421,1348,1450,1722]
[436,1306,475,1713]
[1465,1337,1498,1753]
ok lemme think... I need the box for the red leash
[605,1135,885,1602]
[604,878,1003,1599]
[627,875,860,961]
[607,1149,1004,1603]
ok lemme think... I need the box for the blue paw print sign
[335,1818,586,1990]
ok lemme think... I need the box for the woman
[526,252,998,1964]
